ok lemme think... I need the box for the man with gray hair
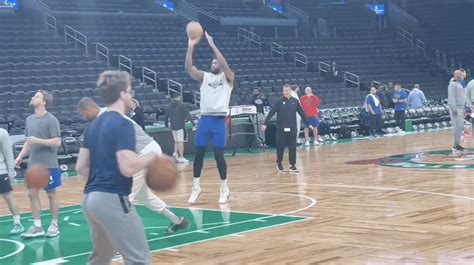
[448,70,467,151]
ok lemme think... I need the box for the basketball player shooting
[185,30,234,204]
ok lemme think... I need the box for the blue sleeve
[401,91,408,100]
[114,119,135,152]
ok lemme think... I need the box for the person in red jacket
[300,87,321,147]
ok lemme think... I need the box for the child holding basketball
[0,128,24,235]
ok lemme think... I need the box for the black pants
[394,110,406,131]
[370,114,383,135]
[276,128,297,165]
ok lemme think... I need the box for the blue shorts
[45,168,61,192]
[304,117,320,128]
[195,116,227,148]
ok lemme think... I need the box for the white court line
[38,191,315,262]
[68,222,81,227]
[0,239,25,260]
[193,183,474,201]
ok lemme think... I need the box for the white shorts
[172,129,184,142]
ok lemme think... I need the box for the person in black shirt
[262,84,313,173]
[130,99,146,131]
[249,88,270,148]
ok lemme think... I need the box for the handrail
[371,80,386,88]
[237,28,262,51]
[167,79,183,99]
[194,91,201,105]
[182,0,219,20]
[119,55,132,74]
[442,54,448,70]
[294,52,308,70]
[96,43,110,68]
[271,42,285,61]
[64,25,88,55]
[396,26,413,47]
[344,71,360,89]
[46,13,57,35]
[285,2,310,18]
[318,61,331,74]
[142,67,157,89]
[416,39,425,56]
[37,0,50,10]
[435,49,441,67]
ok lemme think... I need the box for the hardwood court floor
[1,130,473,264]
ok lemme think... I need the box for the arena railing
[416,39,425,56]
[396,26,413,47]
[46,14,57,35]
[181,0,219,21]
[96,43,110,68]
[318,61,331,75]
[294,52,308,70]
[167,79,183,100]
[37,0,50,10]
[64,25,88,55]
[118,55,132,75]
[237,28,263,51]
[271,42,285,61]
[371,80,386,88]
[142,67,157,89]
[344,71,360,89]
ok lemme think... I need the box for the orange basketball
[186,21,203,41]
[146,155,178,192]
[25,164,50,189]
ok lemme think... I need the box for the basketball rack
[228,105,265,156]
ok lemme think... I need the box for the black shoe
[457,145,466,151]
[289,165,299,173]
[165,217,190,235]
[277,163,284,172]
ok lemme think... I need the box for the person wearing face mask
[164,95,195,163]
[249,88,269,148]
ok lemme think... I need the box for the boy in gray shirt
[0,128,24,234]
[15,90,62,238]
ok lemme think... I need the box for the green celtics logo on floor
[347,149,474,169]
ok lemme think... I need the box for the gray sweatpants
[250,113,266,144]
[449,108,465,146]
[82,192,150,265]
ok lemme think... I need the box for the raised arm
[185,38,205,82]
[205,32,234,84]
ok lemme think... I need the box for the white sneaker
[177,157,189,163]
[317,136,324,142]
[304,141,310,147]
[188,187,201,204]
[46,223,60,237]
[21,225,45,238]
[218,188,230,204]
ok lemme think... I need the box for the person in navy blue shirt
[365,87,384,137]
[76,71,158,265]
[392,83,408,132]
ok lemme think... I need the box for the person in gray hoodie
[447,70,467,151]
[0,128,24,235]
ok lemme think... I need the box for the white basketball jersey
[200,72,233,116]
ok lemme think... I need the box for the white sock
[34,219,41,228]
[13,215,20,225]
[220,179,228,191]
[162,208,181,225]
[193,178,201,190]
[51,219,58,226]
